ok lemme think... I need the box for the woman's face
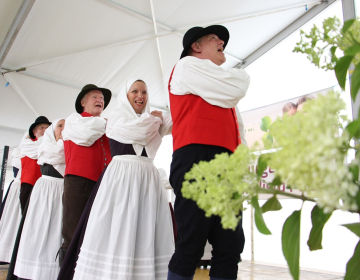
[54,119,65,141]
[127,81,148,114]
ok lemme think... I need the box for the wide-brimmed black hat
[29,116,52,139]
[75,84,112,114]
[180,25,229,59]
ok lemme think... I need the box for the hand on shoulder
[151,110,163,120]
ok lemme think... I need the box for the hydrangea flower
[182,91,358,230]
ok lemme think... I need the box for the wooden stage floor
[0,261,344,280]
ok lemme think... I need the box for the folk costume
[167,25,250,280]
[14,120,65,280]
[20,116,51,214]
[71,79,174,280]
[0,142,23,263]
[60,84,112,258]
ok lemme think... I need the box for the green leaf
[256,154,268,177]
[262,132,273,150]
[260,122,267,132]
[282,210,301,280]
[269,176,282,187]
[342,223,360,237]
[345,119,360,139]
[307,205,332,251]
[342,19,356,35]
[232,192,241,200]
[349,164,359,184]
[351,62,360,101]
[261,196,282,213]
[344,45,360,56]
[355,186,360,210]
[251,196,271,235]
[344,240,360,280]
[335,55,353,90]
[260,116,272,132]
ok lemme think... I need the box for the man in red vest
[168,25,250,280]
[59,84,112,265]
[20,116,51,214]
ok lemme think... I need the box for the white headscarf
[106,79,163,159]
[37,118,66,176]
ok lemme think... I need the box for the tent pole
[251,204,254,262]
[149,0,166,89]
[240,0,337,69]
[0,146,9,205]
[0,0,37,67]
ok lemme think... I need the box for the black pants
[20,183,33,215]
[62,175,96,250]
[168,144,245,279]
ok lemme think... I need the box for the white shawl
[21,136,42,159]
[170,56,250,146]
[62,113,106,147]
[37,119,66,176]
[106,79,163,159]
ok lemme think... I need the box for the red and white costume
[62,112,111,180]
[170,56,249,150]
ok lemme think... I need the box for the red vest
[64,112,112,182]
[169,66,240,153]
[21,156,42,186]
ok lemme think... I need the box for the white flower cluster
[182,145,258,229]
[268,92,358,212]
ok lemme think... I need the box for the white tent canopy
[0,0,338,162]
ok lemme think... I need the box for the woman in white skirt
[0,138,24,263]
[72,79,174,280]
[13,119,65,280]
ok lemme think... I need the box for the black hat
[75,84,112,114]
[180,25,229,59]
[29,116,52,139]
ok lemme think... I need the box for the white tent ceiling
[0,0,338,164]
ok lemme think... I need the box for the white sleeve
[170,56,250,108]
[159,112,173,138]
[61,113,106,147]
[235,106,247,147]
[11,145,21,169]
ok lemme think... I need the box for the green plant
[182,17,360,280]
[260,116,274,149]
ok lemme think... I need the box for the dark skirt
[57,167,107,280]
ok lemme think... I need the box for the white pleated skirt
[14,175,64,280]
[0,176,22,262]
[73,155,175,280]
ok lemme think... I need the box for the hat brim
[75,87,112,114]
[29,121,52,139]
[180,25,229,59]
